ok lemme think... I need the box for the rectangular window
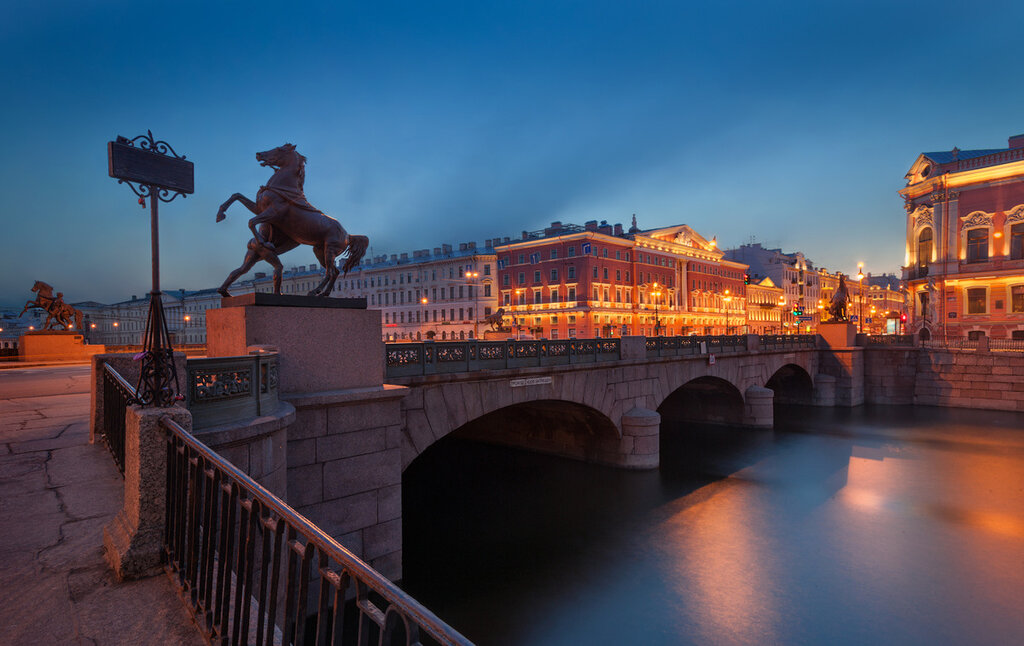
[534,270,541,282]
[1012,285,1024,313]
[593,266,599,279]
[518,272,526,285]
[530,253,540,264]
[568,266,576,279]
[568,286,576,301]
[484,284,492,297]
[551,249,558,260]
[967,287,987,314]
[534,290,542,304]
[551,288,559,302]
[603,268,609,280]
[568,246,576,257]
[1011,224,1024,260]
[550,269,558,281]
[966,229,989,263]
[615,250,621,260]
[484,264,491,275]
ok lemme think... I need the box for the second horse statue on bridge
[215,143,369,297]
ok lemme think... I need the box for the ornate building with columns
[901,133,1024,341]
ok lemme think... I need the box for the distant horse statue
[215,143,369,297]
[827,275,849,322]
[19,281,83,330]
[484,307,508,332]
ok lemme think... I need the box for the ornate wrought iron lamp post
[107,131,194,406]
[856,263,865,334]
[723,289,732,335]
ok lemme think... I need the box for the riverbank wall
[863,346,1024,412]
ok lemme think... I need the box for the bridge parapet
[387,334,818,378]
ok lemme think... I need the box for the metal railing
[102,364,136,475]
[386,338,621,377]
[757,334,817,350]
[162,415,473,646]
[989,338,1024,352]
[863,335,915,346]
[185,354,280,431]
[644,335,748,358]
[923,339,979,351]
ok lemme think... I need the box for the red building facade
[495,220,748,339]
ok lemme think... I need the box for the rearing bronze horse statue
[215,143,369,297]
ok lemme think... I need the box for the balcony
[903,265,929,281]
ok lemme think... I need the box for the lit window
[966,287,987,314]
[966,229,988,263]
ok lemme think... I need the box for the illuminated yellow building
[901,133,1024,340]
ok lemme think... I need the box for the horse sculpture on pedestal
[827,274,850,322]
[19,281,84,330]
[215,143,369,297]
[484,307,509,332]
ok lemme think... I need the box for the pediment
[905,154,936,186]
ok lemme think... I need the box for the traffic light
[792,308,803,316]
[900,313,907,322]
[743,273,750,285]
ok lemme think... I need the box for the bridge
[383,334,826,470]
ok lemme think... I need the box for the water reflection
[403,405,1024,645]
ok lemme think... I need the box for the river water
[402,405,1024,645]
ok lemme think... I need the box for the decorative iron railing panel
[864,335,914,346]
[161,416,473,646]
[384,339,622,376]
[185,354,280,430]
[758,334,817,351]
[102,364,137,476]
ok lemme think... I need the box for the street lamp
[856,263,865,334]
[777,296,786,334]
[723,289,732,335]
[650,282,662,336]
[514,288,524,340]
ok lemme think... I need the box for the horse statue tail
[341,235,369,275]
[73,309,84,331]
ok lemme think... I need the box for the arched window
[917,228,933,267]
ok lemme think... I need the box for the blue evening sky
[2,1,1023,305]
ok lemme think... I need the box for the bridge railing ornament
[758,334,817,351]
[385,338,622,376]
[863,334,915,347]
[184,353,280,430]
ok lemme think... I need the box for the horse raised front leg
[216,193,259,222]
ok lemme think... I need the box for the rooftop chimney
[459,243,468,251]
[434,247,441,256]
[442,244,452,255]
[1010,134,1024,149]
[585,220,598,231]
[614,223,623,236]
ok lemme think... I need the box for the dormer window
[921,164,931,178]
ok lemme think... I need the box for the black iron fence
[102,363,136,475]
[757,334,817,351]
[990,338,1024,352]
[644,335,749,358]
[161,415,473,646]
[386,338,621,377]
[863,335,915,346]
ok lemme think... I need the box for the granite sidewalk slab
[0,389,203,645]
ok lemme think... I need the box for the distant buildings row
[48,125,1024,346]
[2,218,908,349]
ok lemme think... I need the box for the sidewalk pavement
[0,390,204,645]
